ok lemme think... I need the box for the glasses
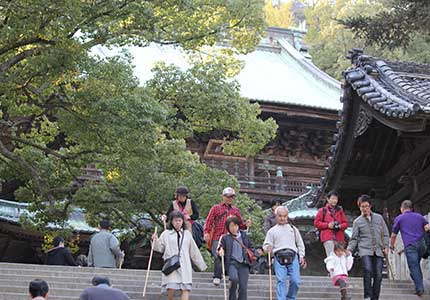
[226,195,236,199]
[360,204,370,209]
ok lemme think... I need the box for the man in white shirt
[263,207,306,300]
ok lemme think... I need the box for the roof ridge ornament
[354,108,373,138]
[346,48,364,66]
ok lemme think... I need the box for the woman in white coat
[152,211,207,300]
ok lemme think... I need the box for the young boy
[324,242,353,300]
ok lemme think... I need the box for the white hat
[222,187,236,197]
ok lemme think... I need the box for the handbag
[233,235,257,264]
[162,231,184,275]
[275,248,297,265]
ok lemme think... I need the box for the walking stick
[221,253,228,300]
[268,251,273,300]
[384,251,394,281]
[118,251,125,269]
[143,227,158,298]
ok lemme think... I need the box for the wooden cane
[268,251,273,300]
[118,251,125,269]
[143,227,158,298]
[221,253,228,300]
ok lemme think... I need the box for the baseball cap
[222,187,236,197]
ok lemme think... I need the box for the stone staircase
[0,262,426,300]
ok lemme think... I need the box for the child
[324,242,353,300]
[152,211,207,300]
[218,216,253,300]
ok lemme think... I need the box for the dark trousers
[211,240,222,279]
[361,255,383,300]
[228,261,249,300]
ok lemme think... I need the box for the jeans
[361,255,383,300]
[274,254,300,300]
[228,261,249,300]
[211,240,223,279]
[404,238,426,294]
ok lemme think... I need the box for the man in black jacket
[46,236,77,266]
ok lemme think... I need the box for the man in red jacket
[314,191,349,257]
[204,187,251,286]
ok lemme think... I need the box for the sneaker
[416,291,424,297]
[213,278,221,286]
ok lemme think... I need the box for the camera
[333,221,340,231]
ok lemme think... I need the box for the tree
[341,0,430,49]
[0,0,277,237]
[264,0,295,28]
[302,0,430,79]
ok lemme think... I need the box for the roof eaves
[311,83,358,207]
[252,98,339,112]
[344,68,419,119]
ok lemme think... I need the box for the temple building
[129,26,342,205]
[315,48,430,218]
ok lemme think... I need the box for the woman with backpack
[314,190,349,257]
[163,186,204,248]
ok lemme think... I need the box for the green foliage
[341,0,430,49]
[303,0,430,79]
[0,0,275,234]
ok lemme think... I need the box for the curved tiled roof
[312,49,430,206]
[94,27,342,111]
[344,50,430,118]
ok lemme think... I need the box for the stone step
[2,291,420,300]
[0,276,416,291]
[0,285,423,300]
[0,279,417,295]
[0,264,411,285]
[0,263,424,300]
[0,262,414,283]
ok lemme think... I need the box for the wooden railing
[236,175,318,196]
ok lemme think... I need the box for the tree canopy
[302,0,430,80]
[0,0,276,239]
[264,0,295,29]
[341,0,430,49]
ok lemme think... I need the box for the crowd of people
[39,186,430,300]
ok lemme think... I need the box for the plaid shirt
[204,202,246,241]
